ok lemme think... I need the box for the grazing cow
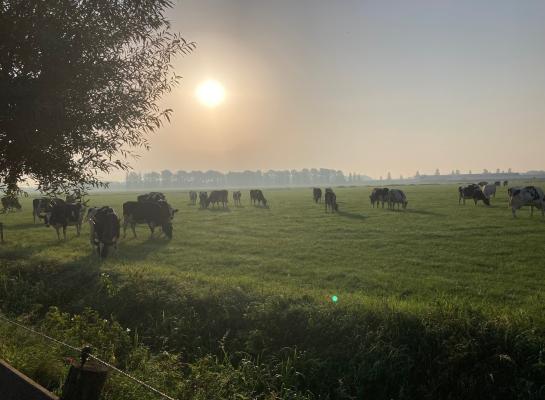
[189,191,197,205]
[458,184,477,204]
[123,200,177,238]
[478,181,488,186]
[324,190,338,212]
[206,190,229,208]
[233,191,242,206]
[87,207,120,258]
[482,184,497,199]
[473,188,490,206]
[199,192,208,208]
[250,189,267,206]
[370,188,389,208]
[1,196,21,213]
[252,190,267,207]
[46,201,86,240]
[137,192,166,203]
[388,189,408,210]
[207,190,228,208]
[503,180,509,186]
[313,188,322,203]
[250,190,258,205]
[494,181,501,187]
[459,184,490,206]
[510,186,545,217]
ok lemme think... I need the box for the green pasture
[1,183,544,399]
[1,183,544,316]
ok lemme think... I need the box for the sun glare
[196,80,225,108]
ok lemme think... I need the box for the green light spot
[331,295,338,303]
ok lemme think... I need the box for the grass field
[1,183,545,399]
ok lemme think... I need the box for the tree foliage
[0,0,195,194]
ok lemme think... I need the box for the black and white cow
[325,190,338,212]
[388,189,408,210]
[189,191,197,205]
[249,190,258,205]
[313,188,322,203]
[46,201,86,240]
[87,207,120,258]
[199,192,208,209]
[252,190,267,207]
[481,184,496,199]
[459,184,490,206]
[32,198,50,223]
[370,188,389,208]
[1,196,21,213]
[510,186,545,218]
[137,192,166,203]
[122,200,177,238]
[207,190,228,208]
[250,190,267,207]
[233,191,242,206]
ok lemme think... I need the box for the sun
[196,80,225,107]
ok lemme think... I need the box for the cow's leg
[76,223,81,236]
[131,223,137,238]
[530,206,534,216]
[122,219,128,238]
[511,207,517,218]
[63,226,67,240]
[55,226,61,240]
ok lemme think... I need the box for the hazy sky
[119,0,545,180]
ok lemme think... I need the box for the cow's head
[403,201,408,209]
[483,197,490,206]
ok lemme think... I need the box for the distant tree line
[125,169,371,189]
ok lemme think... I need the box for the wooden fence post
[61,359,109,400]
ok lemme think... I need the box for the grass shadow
[397,209,444,217]
[337,211,367,221]
[2,222,44,231]
[117,235,171,260]
[207,207,231,213]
